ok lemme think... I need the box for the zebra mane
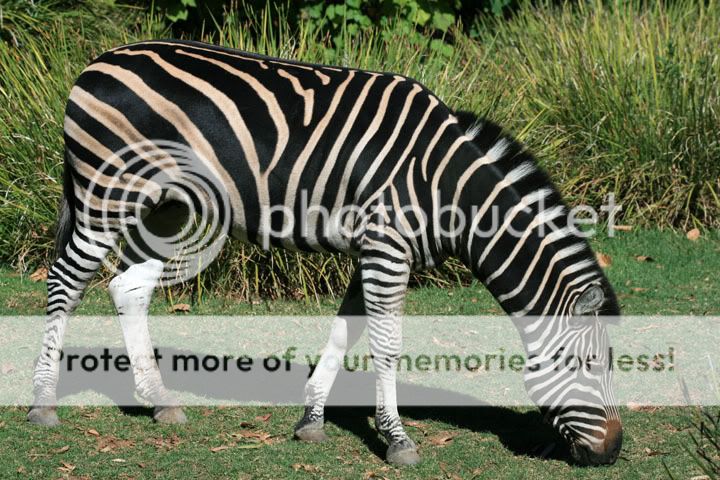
[453,110,621,319]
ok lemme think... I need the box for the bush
[0,0,718,299]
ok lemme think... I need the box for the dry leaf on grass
[612,225,633,232]
[170,303,191,313]
[86,429,100,437]
[58,461,76,473]
[111,458,126,463]
[210,445,230,453]
[643,447,665,457]
[403,420,428,433]
[635,255,654,262]
[427,432,458,446]
[631,287,648,293]
[596,252,612,268]
[686,228,701,241]
[145,434,181,450]
[255,413,272,422]
[97,435,135,453]
[230,429,274,444]
[439,461,463,480]
[627,402,659,413]
[30,267,48,282]
[0,363,15,375]
[292,463,320,473]
[53,445,70,454]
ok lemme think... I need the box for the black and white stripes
[29,39,622,466]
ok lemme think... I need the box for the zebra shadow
[55,346,565,462]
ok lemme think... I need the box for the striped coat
[30,40,622,466]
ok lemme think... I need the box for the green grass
[0,230,718,478]
[1,1,719,300]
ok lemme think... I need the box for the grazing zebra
[29,39,622,466]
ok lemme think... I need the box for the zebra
[29,39,622,466]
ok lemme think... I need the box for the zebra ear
[573,285,605,315]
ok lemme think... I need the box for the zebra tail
[54,150,76,259]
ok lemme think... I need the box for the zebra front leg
[29,227,116,426]
[108,259,186,424]
[295,268,366,442]
[360,248,420,466]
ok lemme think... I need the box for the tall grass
[0,1,718,299]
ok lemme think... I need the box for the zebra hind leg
[294,268,366,442]
[28,227,117,426]
[107,202,191,424]
[108,259,186,424]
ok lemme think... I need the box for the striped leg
[360,242,419,465]
[295,267,366,442]
[108,260,186,423]
[28,227,116,426]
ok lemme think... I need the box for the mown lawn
[0,229,718,479]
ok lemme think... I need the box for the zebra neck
[435,134,597,318]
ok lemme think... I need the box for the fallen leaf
[29,267,48,282]
[16,466,26,474]
[292,463,320,473]
[631,287,648,293]
[643,447,665,457]
[690,476,711,480]
[96,435,135,453]
[255,413,272,422]
[111,458,126,463]
[627,402,659,413]
[230,429,273,444]
[58,461,76,473]
[634,255,654,262]
[53,445,70,454]
[0,364,14,375]
[144,433,181,450]
[612,225,633,232]
[596,252,612,268]
[170,303,191,313]
[686,228,701,241]
[86,429,100,437]
[427,431,458,447]
[137,463,145,469]
[439,461,463,480]
[403,420,428,433]
[210,445,230,453]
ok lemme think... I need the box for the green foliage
[1,1,719,300]
[148,0,514,54]
[156,0,198,22]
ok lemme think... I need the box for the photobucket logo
[81,140,231,285]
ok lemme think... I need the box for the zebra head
[516,280,622,465]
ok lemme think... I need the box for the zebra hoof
[27,407,60,427]
[386,440,420,466]
[153,406,187,424]
[294,423,328,442]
